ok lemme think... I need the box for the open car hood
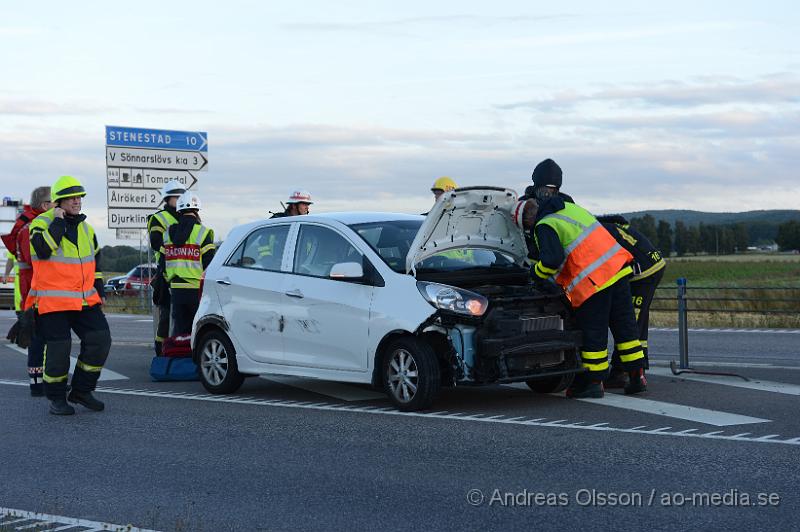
[405,186,527,274]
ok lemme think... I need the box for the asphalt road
[1,311,798,531]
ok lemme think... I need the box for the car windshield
[349,220,517,274]
[350,220,422,273]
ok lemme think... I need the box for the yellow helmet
[51,175,86,202]
[431,176,457,192]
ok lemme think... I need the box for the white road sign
[106,147,208,172]
[106,126,207,229]
[107,188,161,209]
[116,228,145,240]
[107,168,198,190]
[108,208,152,229]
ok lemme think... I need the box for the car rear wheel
[198,330,244,394]
[526,373,574,394]
[382,337,440,412]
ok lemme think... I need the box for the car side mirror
[329,262,364,280]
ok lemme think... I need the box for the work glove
[533,276,561,295]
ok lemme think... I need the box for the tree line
[627,214,752,256]
[101,245,150,273]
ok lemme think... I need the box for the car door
[214,223,292,365]
[281,223,373,372]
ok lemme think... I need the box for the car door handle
[215,279,232,286]
[285,289,304,298]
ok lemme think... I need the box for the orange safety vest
[536,203,633,308]
[25,210,102,314]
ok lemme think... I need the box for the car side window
[225,225,290,272]
[293,225,362,278]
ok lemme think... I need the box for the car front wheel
[382,337,440,411]
[198,330,244,394]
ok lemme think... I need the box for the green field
[652,255,800,328]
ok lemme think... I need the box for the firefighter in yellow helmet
[27,176,111,415]
[431,176,457,202]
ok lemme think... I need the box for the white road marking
[3,343,128,381]
[504,382,769,426]
[262,375,385,401]
[576,393,770,426]
[0,378,795,446]
[0,507,159,532]
[135,319,153,322]
[648,366,800,396]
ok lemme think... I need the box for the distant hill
[616,210,800,227]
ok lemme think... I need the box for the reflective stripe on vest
[149,210,178,262]
[536,203,633,308]
[163,224,211,288]
[26,210,101,314]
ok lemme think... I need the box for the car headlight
[417,281,488,317]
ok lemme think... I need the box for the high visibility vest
[535,203,633,308]
[6,251,21,311]
[25,210,102,314]
[163,224,214,289]
[147,209,178,262]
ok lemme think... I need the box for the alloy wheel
[201,338,228,386]
[387,348,419,403]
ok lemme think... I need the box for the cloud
[498,74,800,111]
[0,98,110,116]
[281,14,575,33]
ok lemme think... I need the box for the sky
[1,0,798,245]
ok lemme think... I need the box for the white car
[192,187,582,411]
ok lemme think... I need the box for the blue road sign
[105,125,208,152]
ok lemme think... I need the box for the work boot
[49,398,76,415]
[624,369,648,395]
[566,380,604,399]
[604,369,627,389]
[30,383,44,397]
[68,390,105,411]
[154,341,162,356]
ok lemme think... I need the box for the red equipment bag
[162,335,192,358]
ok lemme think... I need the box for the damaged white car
[192,187,582,411]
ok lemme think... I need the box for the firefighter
[28,176,111,415]
[521,159,575,203]
[514,197,647,398]
[162,191,215,336]
[15,186,53,396]
[271,190,313,218]
[431,176,457,202]
[147,180,185,355]
[597,215,667,386]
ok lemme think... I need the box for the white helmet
[176,191,201,212]
[286,190,313,204]
[160,180,186,201]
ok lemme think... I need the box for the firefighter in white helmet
[161,191,215,336]
[271,190,313,218]
[147,180,186,355]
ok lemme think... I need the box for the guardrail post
[677,277,689,369]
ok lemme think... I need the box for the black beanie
[531,158,562,188]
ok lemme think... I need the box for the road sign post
[105,125,207,230]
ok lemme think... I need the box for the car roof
[238,212,423,231]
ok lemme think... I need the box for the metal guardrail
[662,278,800,377]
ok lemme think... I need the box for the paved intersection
[0,311,798,530]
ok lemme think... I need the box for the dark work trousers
[155,285,171,354]
[37,305,112,400]
[27,330,45,390]
[611,267,665,370]
[171,287,200,337]
[574,277,645,382]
